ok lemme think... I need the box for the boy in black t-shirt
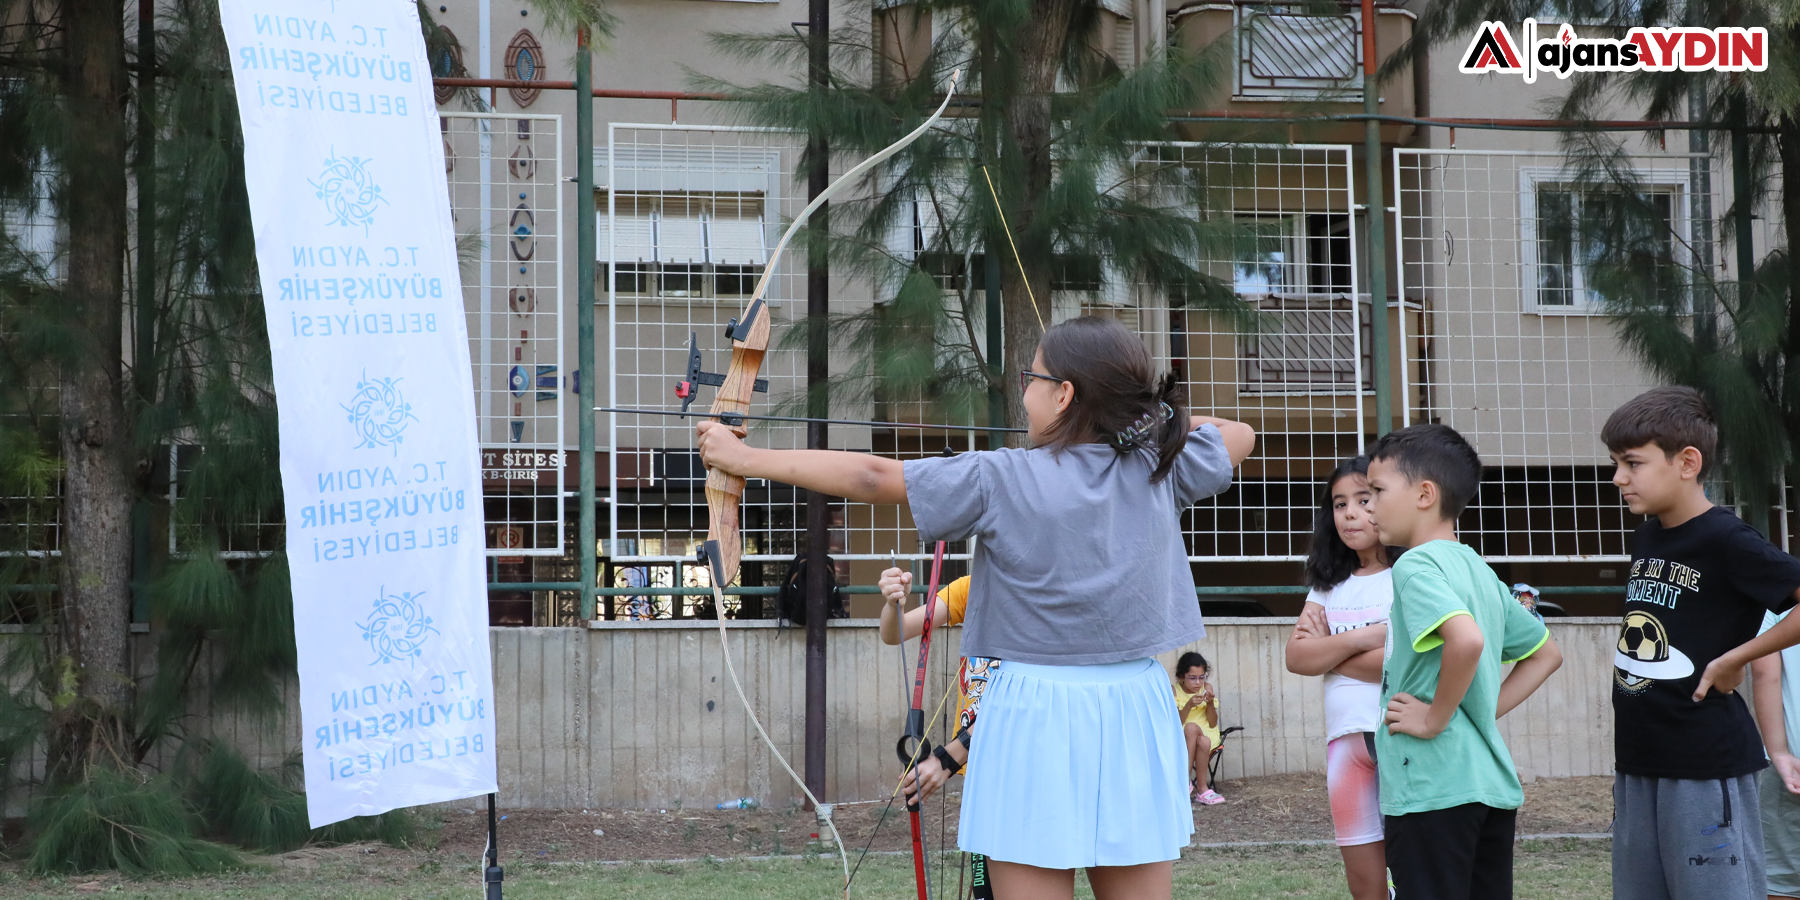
[1604,387,1800,900]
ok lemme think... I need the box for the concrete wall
[154,617,1623,810]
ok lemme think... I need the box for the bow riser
[705,296,772,587]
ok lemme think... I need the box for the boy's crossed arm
[1385,614,1563,739]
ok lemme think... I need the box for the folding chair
[1207,725,1245,789]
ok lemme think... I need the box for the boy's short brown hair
[1367,423,1484,520]
[1601,386,1718,477]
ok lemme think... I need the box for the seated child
[1173,652,1224,805]
[1365,423,1563,900]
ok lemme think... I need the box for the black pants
[1385,803,1517,900]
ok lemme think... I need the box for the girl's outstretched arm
[697,421,908,504]
[1191,416,1256,466]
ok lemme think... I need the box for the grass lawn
[0,839,1609,898]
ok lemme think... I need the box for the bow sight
[674,299,769,425]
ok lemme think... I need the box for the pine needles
[0,0,419,873]
[25,766,240,875]
[187,747,415,854]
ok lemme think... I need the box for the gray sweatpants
[1613,772,1765,900]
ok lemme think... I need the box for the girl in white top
[1284,455,1399,900]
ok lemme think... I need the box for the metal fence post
[576,30,598,619]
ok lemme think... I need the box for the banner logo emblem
[359,586,440,666]
[1459,22,1523,73]
[310,150,389,233]
[343,372,417,453]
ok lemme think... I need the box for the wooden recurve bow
[695,69,962,899]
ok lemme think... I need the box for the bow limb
[900,542,947,900]
[703,69,963,588]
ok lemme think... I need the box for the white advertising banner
[217,0,498,826]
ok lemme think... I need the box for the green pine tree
[0,0,473,870]
[700,0,1267,436]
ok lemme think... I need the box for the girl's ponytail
[1147,371,1189,484]
[1036,317,1190,485]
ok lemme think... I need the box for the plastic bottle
[716,797,759,810]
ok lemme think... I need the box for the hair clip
[1114,403,1175,450]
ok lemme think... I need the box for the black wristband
[956,728,972,750]
[932,744,963,775]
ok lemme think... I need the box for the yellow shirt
[924,577,995,777]
[937,575,970,626]
[1174,684,1221,747]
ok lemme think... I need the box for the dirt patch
[1191,772,1613,845]
[427,774,1613,863]
[1191,772,1336,843]
[1518,776,1615,835]
[430,797,958,864]
[0,773,1613,884]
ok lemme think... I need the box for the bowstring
[845,674,960,891]
[978,165,1045,332]
[709,580,852,893]
[942,590,963,900]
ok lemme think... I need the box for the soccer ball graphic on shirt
[1614,610,1694,694]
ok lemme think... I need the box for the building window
[598,200,768,300]
[1231,214,1350,297]
[1518,167,1689,314]
[1232,212,1363,394]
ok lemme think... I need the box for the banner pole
[484,792,503,899]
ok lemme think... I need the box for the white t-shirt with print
[1308,570,1394,742]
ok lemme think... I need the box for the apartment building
[414,1,1771,622]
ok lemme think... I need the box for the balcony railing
[1239,292,1372,394]
[1236,4,1364,100]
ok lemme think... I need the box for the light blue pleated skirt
[957,658,1193,868]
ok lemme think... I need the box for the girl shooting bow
[697,316,1255,900]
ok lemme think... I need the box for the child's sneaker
[1194,789,1225,805]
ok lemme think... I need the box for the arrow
[596,406,1026,433]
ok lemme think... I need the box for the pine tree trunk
[997,0,1079,441]
[55,0,133,765]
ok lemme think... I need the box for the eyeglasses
[1020,369,1063,393]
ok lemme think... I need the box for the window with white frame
[0,163,59,278]
[1518,167,1689,314]
[882,186,1132,311]
[1232,212,1365,393]
[599,146,777,301]
[598,195,768,300]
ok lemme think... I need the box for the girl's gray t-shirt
[903,424,1234,665]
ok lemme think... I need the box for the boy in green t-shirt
[1365,424,1564,899]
